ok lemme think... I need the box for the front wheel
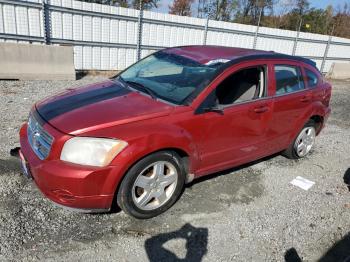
[283,120,316,159]
[116,151,185,219]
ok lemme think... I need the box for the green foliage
[75,0,350,38]
[277,7,333,34]
[234,0,274,24]
[169,0,194,16]
[197,0,239,21]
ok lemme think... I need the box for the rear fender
[288,101,328,143]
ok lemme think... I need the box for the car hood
[36,79,173,135]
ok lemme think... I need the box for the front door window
[215,66,266,106]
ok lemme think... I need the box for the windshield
[117,51,222,104]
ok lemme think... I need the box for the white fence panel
[256,37,294,54]
[333,36,350,44]
[296,42,327,57]
[259,26,296,38]
[206,30,255,48]
[3,4,17,34]
[211,20,256,33]
[1,0,350,72]
[28,8,42,36]
[0,5,3,33]
[328,44,350,59]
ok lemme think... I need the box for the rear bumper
[19,124,116,211]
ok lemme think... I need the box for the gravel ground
[0,78,350,261]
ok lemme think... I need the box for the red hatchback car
[18,46,331,218]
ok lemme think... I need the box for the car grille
[27,112,53,160]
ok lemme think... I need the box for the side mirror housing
[194,91,224,115]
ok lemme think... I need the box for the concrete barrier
[0,43,75,80]
[326,62,350,80]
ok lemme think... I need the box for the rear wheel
[283,120,316,159]
[117,151,185,219]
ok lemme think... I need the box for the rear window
[274,65,305,95]
[305,68,319,88]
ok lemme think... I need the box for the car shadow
[109,153,281,214]
[144,223,208,262]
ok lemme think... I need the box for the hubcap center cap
[150,181,159,188]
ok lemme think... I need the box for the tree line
[79,0,350,38]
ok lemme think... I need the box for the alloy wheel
[294,127,316,157]
[131,161,178,211]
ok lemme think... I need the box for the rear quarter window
[305,68,319,88]
[274,65,305,95]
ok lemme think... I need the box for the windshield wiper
[124,80,158,100]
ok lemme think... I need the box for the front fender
[113,123,200,171]
[81,118,200,195]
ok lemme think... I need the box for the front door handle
[253,106,269,113]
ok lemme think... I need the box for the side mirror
[204,104,224,115]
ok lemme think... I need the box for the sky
[154,0,348,16]
[311,0,346,9]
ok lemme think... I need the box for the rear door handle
[253,106,269,113]
[300,96,311,103]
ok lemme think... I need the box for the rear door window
[274,65,305,95]
[305,68,319,88]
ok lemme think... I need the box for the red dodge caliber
[19,46,331,218]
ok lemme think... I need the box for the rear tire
[117,151,185,219]
[283,120,316,159]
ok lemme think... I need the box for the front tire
[283,120,316,159]
[117,151,185,219]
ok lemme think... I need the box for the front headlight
[60,137,128,167]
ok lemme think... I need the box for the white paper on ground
[290,176,315,191]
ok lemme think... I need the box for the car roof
[163,45,316,68]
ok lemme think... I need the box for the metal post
[42,0,51,44]
[203,16,209,45]
[320,25,335,73]
[253,8,262,49]
[292,19,302,56]
[136,0,143,61]
[320,35,331,73]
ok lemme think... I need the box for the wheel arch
[129,147,191,175]
[309,115,324,134]
[288,103,327,143]
[110,147,191,211]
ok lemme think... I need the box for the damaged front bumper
[17,123,114,213]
